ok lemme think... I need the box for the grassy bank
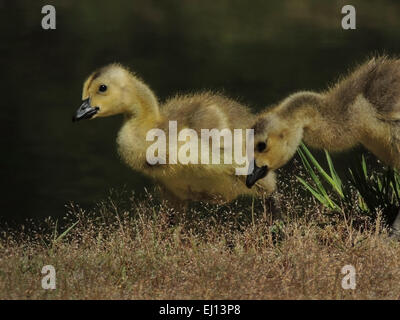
[1,188,400,300]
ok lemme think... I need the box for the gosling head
[73,64,158,122]
[246,113,303,188]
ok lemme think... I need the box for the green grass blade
[324,149,344,197]
[53,221,79,243]
[298,147,329,197]
[300,143,344,198]
[297,176,338,210]
[361,155,368,177]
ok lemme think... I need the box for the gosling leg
[262,192,283,221]
[389,209,400,239]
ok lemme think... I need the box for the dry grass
[1,188,400,300]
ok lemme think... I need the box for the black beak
[246,160,269,188]
[72,98,99,122]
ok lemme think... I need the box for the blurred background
[1,0,400,223]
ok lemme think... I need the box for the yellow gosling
[247,56,400,236]
[73,63,276,207]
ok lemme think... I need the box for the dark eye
[99,84,107,92]
[256,141,267,152]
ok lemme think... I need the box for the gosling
[246,56,400,236]
[73,63,276,206]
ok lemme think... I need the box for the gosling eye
[99,84,107,92]
[256,141,267,152]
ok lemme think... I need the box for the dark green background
[2,0,400,222]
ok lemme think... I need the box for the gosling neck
[276,91,356,151]
[125,79,162,130]
[276,91,325,129]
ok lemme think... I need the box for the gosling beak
[246,160,268,188]
[72,98,99,122]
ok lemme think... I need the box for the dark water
[2,0,400,223]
